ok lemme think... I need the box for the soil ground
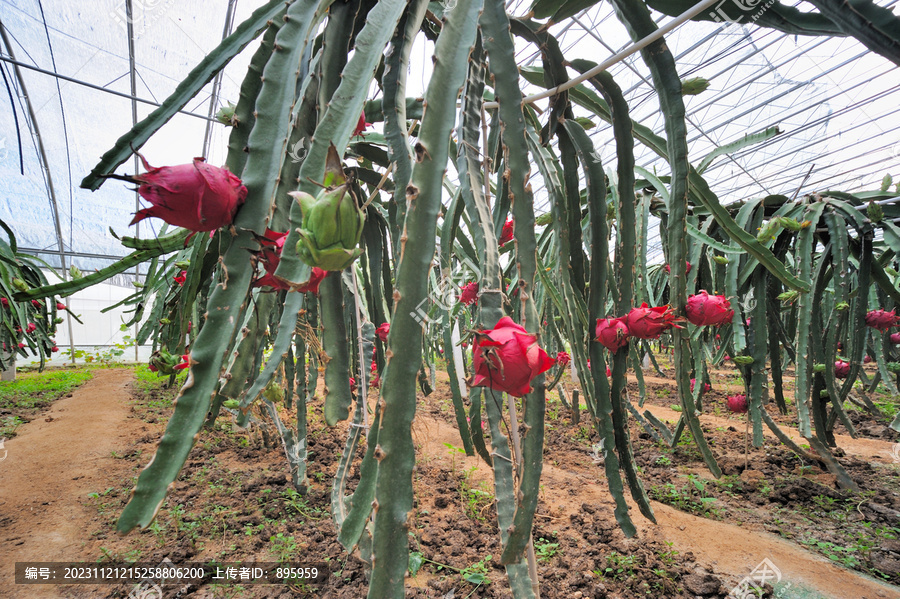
[0,364,899,598]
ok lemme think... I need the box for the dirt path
[413,412,899,599]
[0,369,141,599]
[639,402,900,465]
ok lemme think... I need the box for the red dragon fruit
[353,111,372,137]
[891,332,900,345]
[498,219,514,245]
[470,316,555,397]
[834,360,851,379]
[556,351,571,367]
[690,378,712,394]
[111,152,247,232]
[865,309,900,332]
[375,323,390,342]
[595,317,630,352]
[726,394,748,414]
[664,261,691,274]
[624,303,682,339]
[685,290,734,327]
[460,281,479,305]
[252,229,290,290]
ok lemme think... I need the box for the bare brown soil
[0,365,898,599]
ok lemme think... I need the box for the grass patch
[132,363,186,394]
[0,367,93,437]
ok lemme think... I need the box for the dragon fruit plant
[10,0,900,596]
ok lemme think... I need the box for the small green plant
[0,414,24,438]
[649,475,720,518]
[414,553,492,590]
[654,455,672,467]
[444,441,466,470]
[534,537,559,563]
[280,488,323,521]
[657,541,679,567]
[269,533,298,562]
[602,551,638,580]
[715,474,743,497]
[801,538,860,569]
[460,555,492,586]
[459,466,494,521]
[87,487,115,499]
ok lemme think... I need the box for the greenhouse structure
[1,0,899,597]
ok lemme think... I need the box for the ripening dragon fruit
[623,303,682,339]
[595,317,630,351]
[498,219,514,246]
[112,153,247,232]
[469,316,555,397]
[460,281,479,305]
[726,394,748,414]
[865,309,900,332]
[834,360,851,379]
[685,290,734,327]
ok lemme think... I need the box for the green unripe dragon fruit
[732,355,754,365]
[681,77,711,96]
[867,201,883,223]
[289,144,365,271]
[776,216,802,231]
[756,220,781,243]
[216,102,237,127]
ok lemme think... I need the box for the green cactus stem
[367,0,481,594]
[481,0,547,579]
